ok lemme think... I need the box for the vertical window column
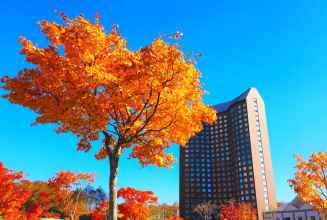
[253,99,269,211]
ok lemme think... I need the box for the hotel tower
[180,88,277,220]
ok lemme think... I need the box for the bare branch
[125,91,161,144]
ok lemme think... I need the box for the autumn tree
[25,203,59,220]
[289,152,327,217]
[118,187,158,220]
[1,13,217,220]
[0,162,93,220]
[20,180,62,218]
[220,200,257,220]
[149,203,179,220]
[48,171,94,220]
[0,162,31,220]
[21,171,93,220]
[91,200,109,220]
[220,201,240,220]
[239,203,257,220]
[91,187,158,220]
[193,201,217,220]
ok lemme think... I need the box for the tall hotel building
[180,88,277,220]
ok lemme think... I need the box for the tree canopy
[2,13,216,167]
[1,13,217,220]
[289,152,327,215]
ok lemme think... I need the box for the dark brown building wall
[180,88,276,220]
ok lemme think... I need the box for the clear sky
[1,0,326,204]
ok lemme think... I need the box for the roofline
[213,87,259,112]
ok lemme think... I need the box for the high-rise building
[180,88,277,220]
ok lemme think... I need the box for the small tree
[289,152,327,217]
[91,200,109,220]
[220,201,240,220]
[0,162,31,220]
[239,203,257,220]
[20,180,62,218]
[194,201,217,220]
[118,187,158,220]
[220,200,256,220]
[48,171,94,220]
[149,203,179,219]
[22,171,94,220]
[1,13,216,220]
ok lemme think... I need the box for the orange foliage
[0,162,93,220]
[220,200,256,220]
[48,171,94,190]
[1,13,216,167]
[149,203,179,219]
[26,203,61,220]
[20,180,63,218]
[1,12,217,220]
[21,171,94,220]
[48,171,94,219]
[168,216,183,220]
[220,201,241,220]
[238,203,257,220]
[26,204,44,220]
[289,152,327,215]
[91,200,109,220]
[0,162,31,220]
[118,187,158,220]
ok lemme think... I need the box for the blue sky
[1,0,326,204]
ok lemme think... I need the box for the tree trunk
[108,153,119,220]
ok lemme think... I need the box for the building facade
[263,197,322,220]
[180,88,277,220]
